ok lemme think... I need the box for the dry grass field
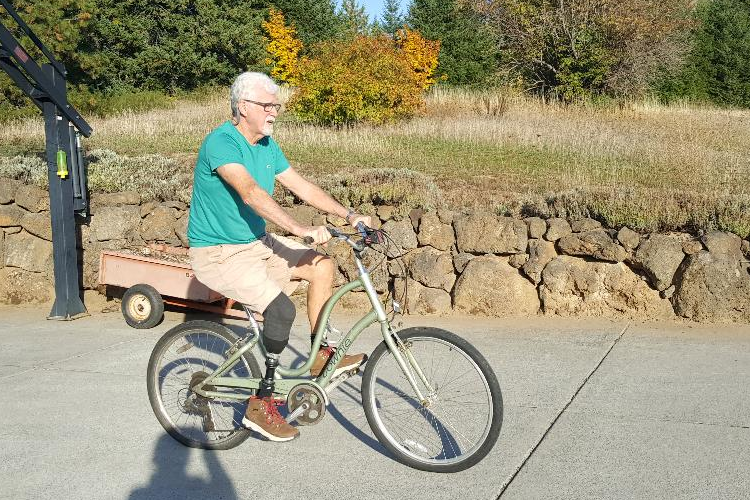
[1,87,749,235]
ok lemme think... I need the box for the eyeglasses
[243,99,282,113]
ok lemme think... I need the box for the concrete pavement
[0,304,748,500]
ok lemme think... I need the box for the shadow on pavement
[128,434,237,500]
[172,320,392,460]
[283,343,391,460]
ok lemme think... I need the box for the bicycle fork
[382,325,434,405]
[356,258,434,406]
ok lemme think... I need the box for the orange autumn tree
[396,27,441,90]
[290,30,440,126]
[262,8,303,85]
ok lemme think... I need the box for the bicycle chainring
[286,383,327,426]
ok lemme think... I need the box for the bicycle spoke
[150,325,254,448]
[365,333,500,469]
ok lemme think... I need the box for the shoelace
[261,398,286,425]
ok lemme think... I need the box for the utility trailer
[98,246,252,328]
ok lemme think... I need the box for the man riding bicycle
[187,72,371,442]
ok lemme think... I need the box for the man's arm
[276,167,349,218]
[216,163,329,242]
[277,167,372,227]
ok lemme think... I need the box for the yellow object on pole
[56,150,68,178]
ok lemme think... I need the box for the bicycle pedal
[202,417,216,433]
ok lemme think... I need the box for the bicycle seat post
[242,304,262,337]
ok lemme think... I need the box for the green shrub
[0,150,193,203]
[0,155,48,187]
[69,88,177,117]
[317,168,443,214]
[86,149,193,203]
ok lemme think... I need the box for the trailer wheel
[122,284,164,329]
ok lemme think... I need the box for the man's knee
[314,255,335,281]
[262,293,296,354]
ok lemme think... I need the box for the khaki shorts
[188,233,312,313]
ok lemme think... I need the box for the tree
[271,0,342,47]
[396,27,440,89]
[407,0,497,85]
[381,0,405,36]
[290,34,436,126]
[0,0,93,107]
[263,8,303,84]
[661,0,750,107]
[472,0,692,99]
[76,0,270,93]
[340,0,370,38]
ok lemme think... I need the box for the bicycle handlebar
[302,223,378,252]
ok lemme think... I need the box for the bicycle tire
[147,320,262,450]
[362,327,503,473]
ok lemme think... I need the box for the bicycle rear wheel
[147,320,262,450]
[362,327,502,473]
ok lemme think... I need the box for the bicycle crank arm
[286,402,310,423]
[324,367,360,396]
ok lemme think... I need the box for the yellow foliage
[290,35,426,126]
[396,27,441,90]
[262,8,303,85]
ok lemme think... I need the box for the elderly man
[187,72,371,442]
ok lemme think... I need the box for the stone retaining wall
[1,181,749,323]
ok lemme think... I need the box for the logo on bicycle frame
[323,337,353,377]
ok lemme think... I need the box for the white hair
[230,72,280,121]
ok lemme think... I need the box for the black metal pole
[43,63,86,319]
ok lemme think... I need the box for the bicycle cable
[326,225,409,321]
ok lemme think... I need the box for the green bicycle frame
[193,253,430,404]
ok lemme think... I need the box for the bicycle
[146,225,503,473]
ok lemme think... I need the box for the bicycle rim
[151,327,253,447]
[367,336,495,468]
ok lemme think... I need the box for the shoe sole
[242,418,299,442]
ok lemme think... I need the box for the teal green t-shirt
[187,121,290,247]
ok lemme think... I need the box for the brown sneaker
[310,346,367,378]
[242,396,299,442]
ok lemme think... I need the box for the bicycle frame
[192,248,431,404]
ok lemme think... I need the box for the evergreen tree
[271,0,342,47]
[381,0,405,36]
[407,0,496,85]
[655,0,750,107]
[340,0,370,37]
[76,0,269,93]
[687,0,750,106]
[0,0,93,110]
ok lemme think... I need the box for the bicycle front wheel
[362,327,502,473]
[147,320,262,450]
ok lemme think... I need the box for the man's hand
[348,213,373,229]
[300,225,332,245]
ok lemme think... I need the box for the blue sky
[344,0,408,22]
